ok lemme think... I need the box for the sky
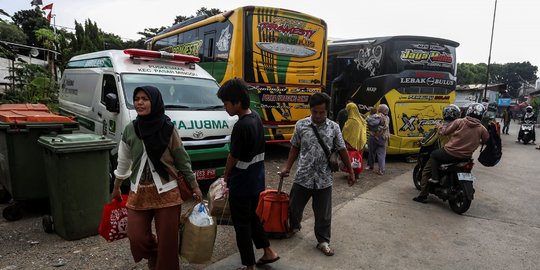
[2,0,540,75]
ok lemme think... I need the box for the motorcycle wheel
[522,136,530,144]
[412,164,422,190]
[449,189,471,214]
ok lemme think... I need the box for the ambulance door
[96,73,121,141]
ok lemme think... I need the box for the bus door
[202,31,216,75]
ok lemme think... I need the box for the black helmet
[442,104,461,121]
[465,103,486,120]
[526,106,533,113]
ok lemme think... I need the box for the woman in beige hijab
[341,102,367,179]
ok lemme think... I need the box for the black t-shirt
[228,112,265,197]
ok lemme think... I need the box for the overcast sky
[2,0,539,75]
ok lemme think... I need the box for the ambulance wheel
[2,203,23,221]
[42,215,54,233]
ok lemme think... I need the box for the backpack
[478,123,502,167]
[366,114,383,132]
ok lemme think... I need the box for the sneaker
[428,178,439,184]
[316,242,335,256]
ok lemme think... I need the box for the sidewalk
[206,158,540,270]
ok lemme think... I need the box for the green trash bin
[38,133,116,240]
[0,109,79,221]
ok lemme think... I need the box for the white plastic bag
[188,202,214,227]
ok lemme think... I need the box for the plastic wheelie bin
[38,133,116,240]
[0,106,78,221]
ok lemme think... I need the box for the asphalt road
[209,122,540,270]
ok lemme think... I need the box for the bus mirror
[105,93,120,113]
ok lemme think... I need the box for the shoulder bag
[310,124,340,172]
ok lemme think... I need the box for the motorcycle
[518,120,536,144]
[427,159,476,214]
[413,129,476,214]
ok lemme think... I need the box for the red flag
[47,11,52,22]
[42,3,53,10]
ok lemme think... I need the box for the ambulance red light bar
[123,49,200,63]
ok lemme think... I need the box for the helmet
[526,106,533,113]
[442,104,461,121]
[465,103,486,120]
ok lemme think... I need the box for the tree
[0,21,27,43]
[173,7,223,24]
[11,7,49,46]
[457,62,538,97]
[35,28,57,75]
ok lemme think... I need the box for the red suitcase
[256,176,289,239]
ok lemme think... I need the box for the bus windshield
[121,74,223,110]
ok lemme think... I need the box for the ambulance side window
[101,74,118,104]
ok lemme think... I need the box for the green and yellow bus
[148,6,328,143]
[327,36,459,155]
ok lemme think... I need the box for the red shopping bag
[98,195,129,242]
[341,149,363,174]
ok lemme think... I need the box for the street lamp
[484,0,498,101]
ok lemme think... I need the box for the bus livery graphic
[149,6,327,142]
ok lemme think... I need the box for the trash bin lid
[0,110,76,124]
[0,104,49,112]
[38,133,117,153]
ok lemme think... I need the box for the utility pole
[483,0,498,101]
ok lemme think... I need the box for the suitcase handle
[277,175,285,194]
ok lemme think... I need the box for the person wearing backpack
[367,104,390,175]
[428,103,489,185]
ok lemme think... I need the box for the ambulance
[59,49,235,184]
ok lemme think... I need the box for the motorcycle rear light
[124,48,200,63]
[462,162,474,172]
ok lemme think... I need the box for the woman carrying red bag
[341,102,367,181]
[111,86,203,270]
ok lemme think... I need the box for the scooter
[518,120,536,144]
[425,159,476,214]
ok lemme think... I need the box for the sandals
[255,256,280,266]
[316,242,335,256]
[376,170,384,175]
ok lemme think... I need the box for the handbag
[179,203,217,264]
[310,124,339,172]
[166,168,193,201]
[98,195,129,242]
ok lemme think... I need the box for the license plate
[457,173,476,181]
[195,168,216,180]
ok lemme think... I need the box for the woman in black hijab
[112,86,202,270]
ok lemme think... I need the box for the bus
[147,6,328,143]
[327,36,459,155]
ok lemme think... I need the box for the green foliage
[0,21,27,43]
[173,7,223,24]
[457,62,538,97]
[11,7,49,47]
[0,61,58,110]
[34,28,56,49]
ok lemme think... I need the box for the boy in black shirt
[217,78,279,270]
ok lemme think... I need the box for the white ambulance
[59,49,235,183]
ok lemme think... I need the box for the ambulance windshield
[122,74,223,110]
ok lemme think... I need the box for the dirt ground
[0,144,414,270]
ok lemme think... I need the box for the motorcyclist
[518,106,536,143]
[426,103,489,187]
[413,104,461,203]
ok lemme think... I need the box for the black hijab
[132,86,174,180]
